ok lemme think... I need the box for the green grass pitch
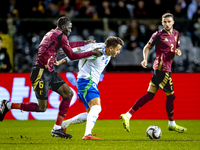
[0,120,199,150]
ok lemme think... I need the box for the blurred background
[0,0,200,73]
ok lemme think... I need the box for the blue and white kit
[66,43,111,108]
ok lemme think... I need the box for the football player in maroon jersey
[0,17,103,139]
[120,13,187,133]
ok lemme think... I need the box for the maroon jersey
[148,29,180,72]
[35,29,92,72]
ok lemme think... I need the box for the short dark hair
[57,17,71,28]
[105,36,124,48]
[162,13,174,19]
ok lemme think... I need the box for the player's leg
[0,67,48,121]
[82,97,102,140]
[54,83,73,129]
[120,81,157,132]
[51,82,73,139]
[61,112,88,129]
[75,78,102,140]
[162,74,187,133]
[165,92,187,133]
[20,66,49,112]
[61,93,89,129]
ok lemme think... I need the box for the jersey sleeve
[65,43,101,62]
[148,31,159,47]
[61,35,92,60]
[76,43,99,60]
[65,49,97,62]
[65,55,96,63]
[69,41,85,48]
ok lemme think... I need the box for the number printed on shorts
[169,77,172,85]
[169,77,173,91]
[39,81,44,89]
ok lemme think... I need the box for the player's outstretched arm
[84,40,96,45]
[69,40,96,48]
[63,41,103,60]
[58,47,104,65]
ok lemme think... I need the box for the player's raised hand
[141,60,147,68]
[92,47,104,57]
[85,40,96,45]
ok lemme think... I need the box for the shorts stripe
[158,72,169,89]
[32,68,44,91]
[83,79,93,98]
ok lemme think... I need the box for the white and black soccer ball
[146,125,162,139]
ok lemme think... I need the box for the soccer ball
[146,125,162,139]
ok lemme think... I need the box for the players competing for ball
[120,13,187,133]
[0,16,103,139]
[54,36,124,140]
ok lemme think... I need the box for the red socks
[55,98,71,126]
[166,94,175,121]
[11,103,21,109]
[11,102,40,112]
[128,108,135,115]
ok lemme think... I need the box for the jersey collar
[102,47,108,56]
[102,47,105,53]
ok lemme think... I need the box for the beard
[63,31,70,36]
[165,26,172,31]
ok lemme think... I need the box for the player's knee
[38,106,47,112]
[146,92,155,101]
[68,90,74,98]
[91,105,101,114]
[97,105,102,114]
[167,94,175,102]
[62,89,74,99]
